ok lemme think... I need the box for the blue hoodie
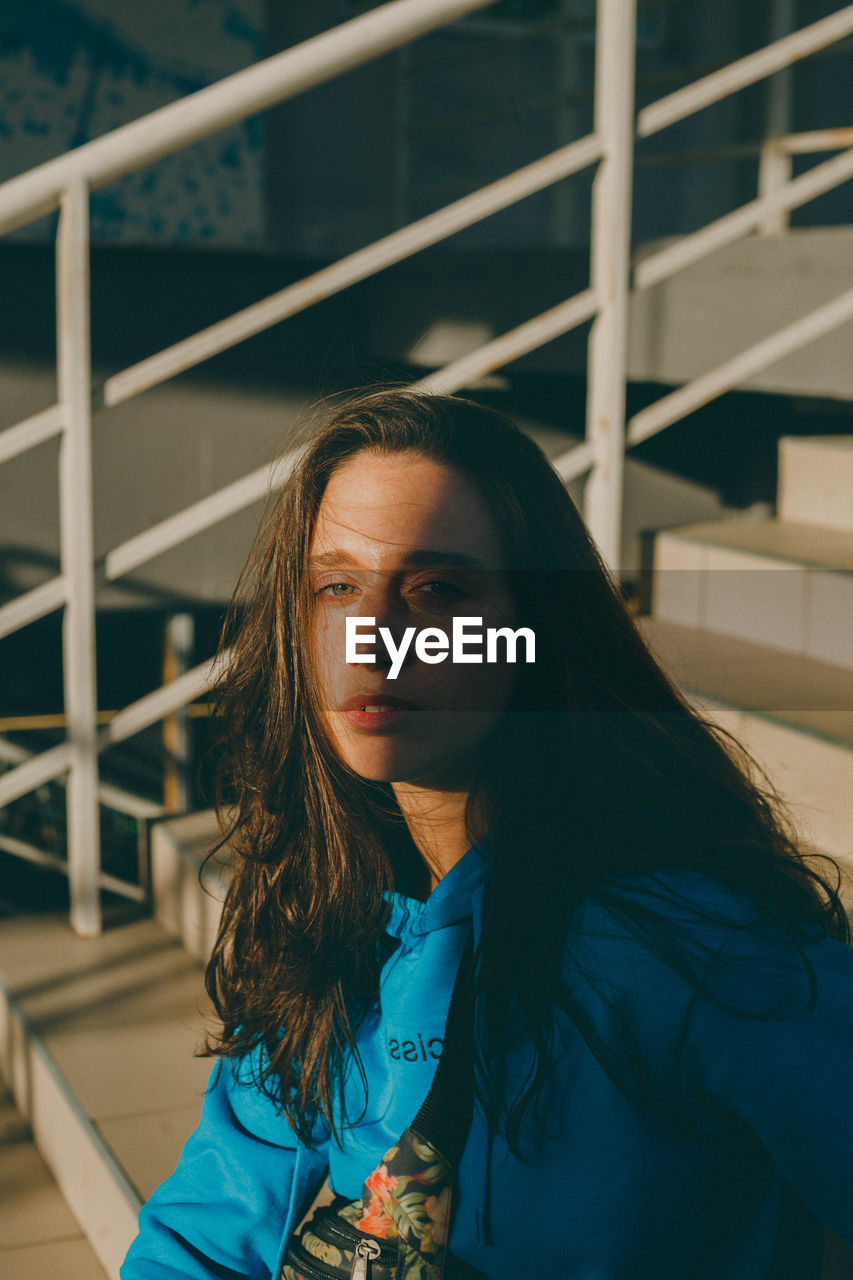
[121,845,853,1279]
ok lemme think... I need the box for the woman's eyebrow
[308,549,488,569]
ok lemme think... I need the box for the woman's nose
[358,581,413,672]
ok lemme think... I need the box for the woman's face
[308,450,519,788]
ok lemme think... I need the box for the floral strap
[347,1126,453,1279]
[280,943,478,1280]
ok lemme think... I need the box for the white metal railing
[0,0,851,934]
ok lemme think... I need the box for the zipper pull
[350,1238,381,1279]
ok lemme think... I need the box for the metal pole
[584,0,636,574]
[760,0,796,234]
[162,613,195,813]
[57,178,101,937]
[758,141,792,234]
[551,0,582,246]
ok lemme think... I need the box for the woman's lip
[338,694,419,733]
[338,693,419,712]
[341,706,414,732]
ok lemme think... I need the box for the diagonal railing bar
[0,735,164,820]
[552,441,596,483]
[0,831,69,873]
[96,782,165,822]
[104,451,300,582]
[0,829,146,901]
[635,146,853,292]
[0,832,146,902]
[627,286,853,447]
[780,126,853,154]
[632,128,853,174]
[0,0,499,238]
[0,405,65,468]
[99,655,226,749]
[0,576,67,642]
[0,739,26,765]
[412,289,599,395]
[0,742,73,810]
[637,5,853,137]
[100,134,603,408]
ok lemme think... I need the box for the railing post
[760,0,796,235]
[584,0,636,574]
[758,140,793,234]
[57,178,101,937]
[162,612,195,813]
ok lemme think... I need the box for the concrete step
[651,517,853,670]
[0,915,214,1279]
[628,227,853,402]
[0,1089,108,1278]
[150,810,231,965]
[779,435,853,534]
[640,616,853,876]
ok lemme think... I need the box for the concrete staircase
[1,436,853,1278]
[0,912,214,1277]
[642,434,853,882]
[0,1089,108,1278]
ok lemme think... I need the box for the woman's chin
[336,741,470,787]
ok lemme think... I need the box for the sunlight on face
[308,451,518,788]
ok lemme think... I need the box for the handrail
[98,656,224,749]
[0,743,74,810]
[635,145,853,290]
[100,132,603,409]
[631,128,853,173]
[0,576,67,641]
[0,831,146,903]
[627,286,853,446]
[0,735,164,821]
[414,290,599,395]
[0,0,499,237]
[637,5,853,137]
[104,454,298,582]
[0,405,65,468]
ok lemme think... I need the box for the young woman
[122,390,853,1280]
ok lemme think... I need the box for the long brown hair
[205,389,848,1149]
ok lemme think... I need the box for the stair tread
[640,616,853,748]
[657,518,853,572]
[0,915,214,1208]
[782,435,853,453]
[0,1091,107,1274]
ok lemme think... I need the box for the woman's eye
[417,580,462,596]
[317,582,356,597]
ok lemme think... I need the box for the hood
[385,838,489,945]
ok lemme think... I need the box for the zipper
[315,1212,398,1266]
[282,1221,397,1280]
[280,1243,341,1280]
[350,1239,381,1280]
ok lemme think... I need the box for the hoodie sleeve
[573,871,853,1244]
[678,915,853,1243]
[120,1055,329,1280]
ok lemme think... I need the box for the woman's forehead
[308,451,504,567]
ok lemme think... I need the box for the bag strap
[408,936,476,1165]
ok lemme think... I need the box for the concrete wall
[4,0,850,256]
[0,0,265,248]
